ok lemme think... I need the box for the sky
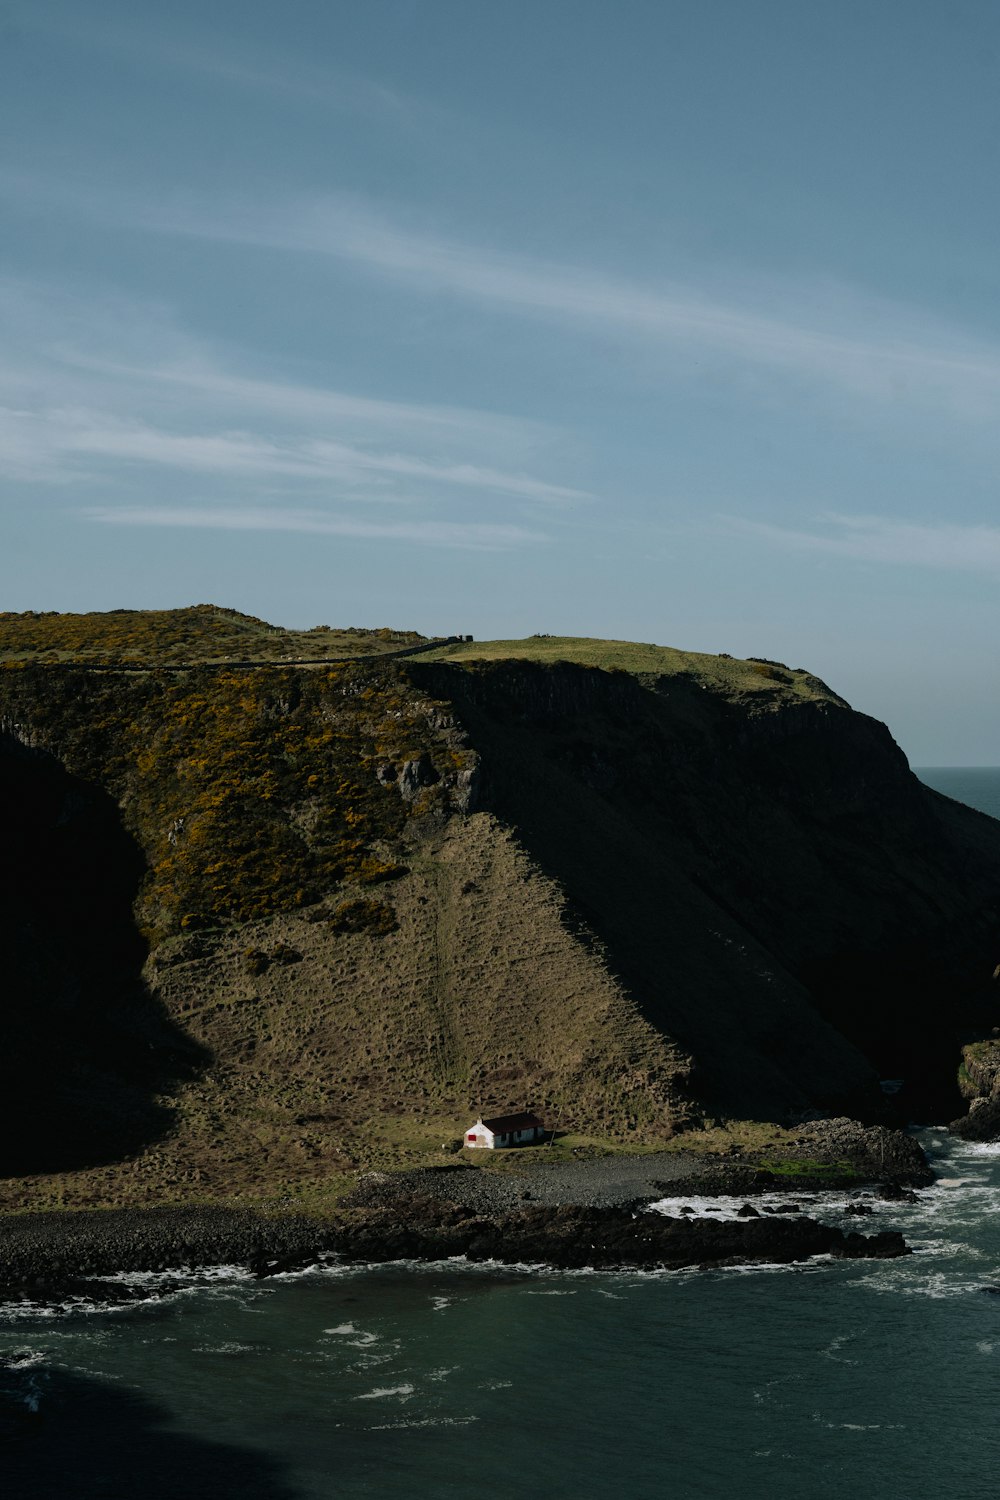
[2,0,1000,761]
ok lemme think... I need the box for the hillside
[1,614,998,1211]
[419,633,849,707]
[0,605,424,665]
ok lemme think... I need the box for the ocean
[3,770,1000,1499]
[915,766,1000,821]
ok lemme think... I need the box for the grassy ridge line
[0,606,427,665]
[417,635,848,707]
[0,636,465,674]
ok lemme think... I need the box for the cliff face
[410,659,1000,1123]
[1,642,998,1206]
[952,1038,1000,1139]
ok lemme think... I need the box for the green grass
[0,606,424,665]
[418,636,845,706]
[760,1158,859,1180]
[465,1133,670,1169]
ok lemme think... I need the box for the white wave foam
[323,1322,379,1348]
[821,1332,861,1365]
[823,1422,905,1431]
[858,1265,995,1299]
[354,1383,414,1401]
[366,1416,478,1430]
[2,1348,47,1370]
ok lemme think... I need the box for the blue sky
[3,1,1000,760]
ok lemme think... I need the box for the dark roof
[481,1112,544,1133]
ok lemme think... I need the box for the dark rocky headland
[0,1195,910,1307]
[0,610,997,1279]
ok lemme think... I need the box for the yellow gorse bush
[0,659,473,941]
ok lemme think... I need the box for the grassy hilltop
[419,633,847,707]
[0,604,423,665]
[1,609,998,1213]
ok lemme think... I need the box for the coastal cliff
[1,611,999,1210]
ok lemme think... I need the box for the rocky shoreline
[0,1198,909,1307]
[0,1119,927,1303]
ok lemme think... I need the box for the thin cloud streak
[19,13,424,123]
[85,506,540,551]
[8,175,1000,422]
[66,353,549,444]
[0,405,585,502]
[143,193,1000,419]
[729,514,1000,574]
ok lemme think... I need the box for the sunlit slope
[419,635,846,707]
[2,637,999,1211]
[0,605,423,665]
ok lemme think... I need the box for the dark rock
[950,1094,1000,1143]
[397,754,440,801]
[0,1195,912,1296]
[831,1230,909,1260]
[844,1203,874,1215]
[737,1203,760,1217]
[329,1193,911,1273]
[877,1182,918,1201]
[792,1120,933,1187]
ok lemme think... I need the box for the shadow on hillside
[1,1367,299,1500]
[0,738,206,1175]
[413,660,1000,1125]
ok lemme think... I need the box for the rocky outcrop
[0,1198,909,1301]
[655,1121,933,1196]
[330,1193,909,1271]
[951,1039,1000,1140]
[396,753,440,801]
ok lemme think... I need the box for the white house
[464,1112,545,1149]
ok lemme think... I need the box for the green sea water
[916,767,1000,821]
[3,771,1000,1499]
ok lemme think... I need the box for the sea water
[3,771,999,1499]
[3,1131,1000,1499]
[916,765,1000,821]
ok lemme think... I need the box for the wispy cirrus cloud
[7,176,1000,430]
[727,514,1000,574]
[16,12,426,124]
[86,506,536,552]
[4,406,585,503]
[0,278,585,547]
[65,353,547,444]
[120,191,1000,425]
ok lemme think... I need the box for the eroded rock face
[951,1039,1000,1141]
[397,753,440,800]
[329,1193,910,1272]
[793,1119,933,1185]
[409,658,1000,1126]
[0,1198,909,1301]
[952,1098,1000,1142]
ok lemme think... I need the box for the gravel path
[367,1152,708,1212]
